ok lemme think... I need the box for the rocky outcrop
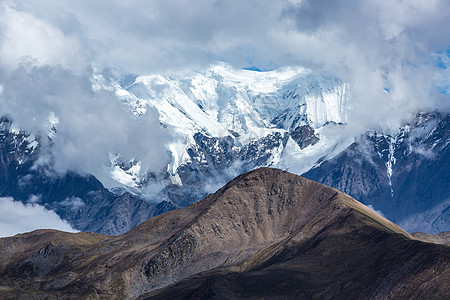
[290,124,319,149]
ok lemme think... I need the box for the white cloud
[59,196,85,210]
[0,197,77,238]
[27,194,42,204]
[277,0,450,130]
[3,0,288,73]
[0,3,85,73]
[0,1,445,121]
[367,205,385,217]
[0,65,172,179]
[0,0,448,183]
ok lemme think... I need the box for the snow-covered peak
[206,63,310,93]
[106,62,353,192]
[120,63,351,141]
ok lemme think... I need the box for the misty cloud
[0,64,171,181]
[0,0,448,182]
[278,0,450,130]
[0,2,87,73]
[367,205,385,217]
[5,0,287,73]
[0,1,446,123]
[59,196,85,211]
[0,197,77,237]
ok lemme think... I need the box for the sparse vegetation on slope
[0,168,448,299]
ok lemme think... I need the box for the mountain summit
[0,168,448,299]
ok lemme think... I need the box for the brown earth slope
[0,168,448,299]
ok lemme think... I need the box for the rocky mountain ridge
[106,63,352,192]
[0,168,448,299]
[1,63,356,235]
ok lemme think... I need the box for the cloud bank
[0,0,448,179]
[0,65,171,181]
[0,197,77,238]
[279,0,450,130]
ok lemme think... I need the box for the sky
[0,0,449,229]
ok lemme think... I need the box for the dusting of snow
[47,112,59,139]
[115,63,350,142]
[265,135,287,167]
[115,87,147,116]
[111,166,139,188]
[167,141,192,176]
[27,140,38,152]
[108,153,143,189]
[119,63,350,171]
[304,82,350,128]
[170,172,182,186]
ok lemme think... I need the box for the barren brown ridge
[0,168,448,299]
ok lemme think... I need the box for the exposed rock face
[290,124,319,149]
[103,64,351,207]
[1,63,448,238]
[0,168,448,299]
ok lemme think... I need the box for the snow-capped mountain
[0,63,356,234]
[94,63,450,234]
[0,63,448,235]
[105,63,353,200]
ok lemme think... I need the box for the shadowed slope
[0,168,448,299]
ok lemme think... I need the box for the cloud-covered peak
[0,1,447,127]
[0,0,448,187]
